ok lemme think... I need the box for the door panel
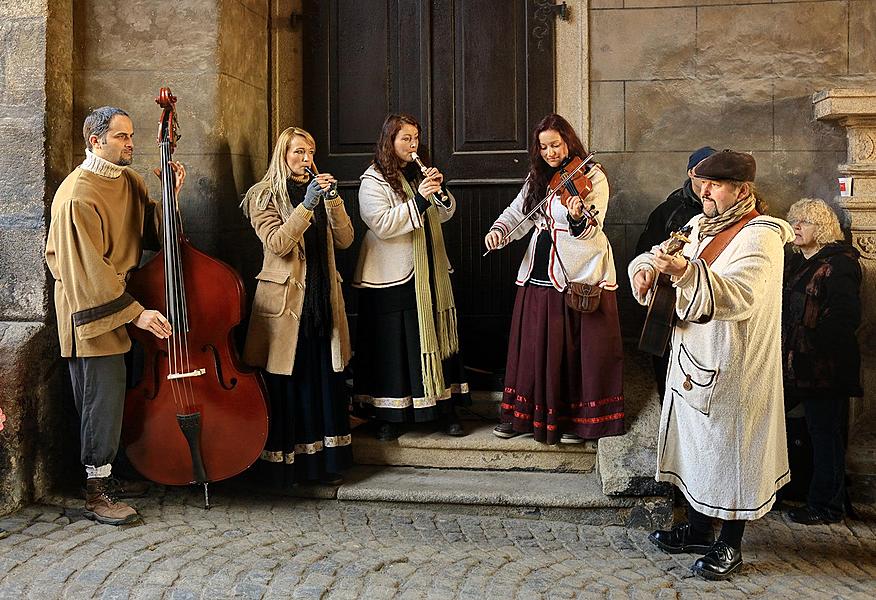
[304,0,555,376]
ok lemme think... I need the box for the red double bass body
[122,88,268,495]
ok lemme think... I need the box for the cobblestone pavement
[0,486,874,599]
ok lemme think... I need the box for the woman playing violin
[241,126,354,487]
[485,113,625,444]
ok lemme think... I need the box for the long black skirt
[258,333,352,486]
[353,280,471,423]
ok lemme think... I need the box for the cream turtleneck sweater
[45,152,158,357]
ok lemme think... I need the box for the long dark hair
[372,113,425,199]
[524,114,587,213]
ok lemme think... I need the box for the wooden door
[304,0,556,378]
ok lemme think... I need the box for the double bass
[123,88,269,507]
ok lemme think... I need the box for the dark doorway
[303,0,556,380]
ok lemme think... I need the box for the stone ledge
[353,422,596,473]
[332,465,671,527]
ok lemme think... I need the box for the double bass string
[161,137,196,414]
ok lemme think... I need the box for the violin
[482,151,598,257]
[550,155,598,226]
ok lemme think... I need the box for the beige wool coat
[242,194,354,375]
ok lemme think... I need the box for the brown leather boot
[84,478,140,525]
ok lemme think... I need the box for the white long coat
[629,214,793,520]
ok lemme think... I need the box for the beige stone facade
[1,0,874,511]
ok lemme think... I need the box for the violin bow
[483,151,595,257]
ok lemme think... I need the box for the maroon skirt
[501,284,625,444]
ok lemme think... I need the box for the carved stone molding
[855,234,876,260]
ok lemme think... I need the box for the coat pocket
[670,342,718,415]
[252,269,291,317]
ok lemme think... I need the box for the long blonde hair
[241,126,318,219]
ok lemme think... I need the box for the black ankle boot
[691,540,743,580]
[648,522,713,554]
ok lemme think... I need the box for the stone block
[850,0,876,75]
[755,151,847,219]
[219,74,269,162]
[219,0,268,89]
[591,8,696,81]
[235,0,269,18]
[624,0,769,7]
[0,18,47,108]
[774,78,849,153]
[0,227,49,322]
[697,2,848,78]
[73,71,221,154]
[590,81,624,153]
[597,151,691,225]
[73,0,218,73]
[624,79,773,152]
[0,0,48,19]
[0,115,45,212]
[591,0,622,8]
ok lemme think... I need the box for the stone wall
[72,0,270,279]
[587,0,876,335]
[0,0,77,516]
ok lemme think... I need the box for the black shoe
[492,423,521,439]
[376,422,399,442]
[788,506,843,525]
[648,523,713,554]
[691,541,743,580]
[443,420,465,437]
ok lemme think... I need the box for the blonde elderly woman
[241,127,354,487]
[782,198,862,525]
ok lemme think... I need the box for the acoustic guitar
[638,225,693,357]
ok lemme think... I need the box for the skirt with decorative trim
[501,284,625,444]
[258,333,352,486]
[353,281,471,423]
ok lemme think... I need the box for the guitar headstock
[663,225,693,256]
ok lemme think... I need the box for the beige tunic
[45,167,156,357]
[242,194,354,375]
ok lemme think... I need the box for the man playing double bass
[45,106,186,525]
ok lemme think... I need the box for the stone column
[813,89,876,426]
[0,0,77,515]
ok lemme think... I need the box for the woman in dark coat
[782,197,862,524]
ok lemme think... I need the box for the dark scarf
[286,179,332,339]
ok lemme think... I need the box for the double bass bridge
[167,368,207,380]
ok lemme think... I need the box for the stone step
[352,421,597,473]
[332,465,671,527]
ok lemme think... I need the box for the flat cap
[692,150,756,182]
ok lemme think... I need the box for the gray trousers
[68,354,126,469]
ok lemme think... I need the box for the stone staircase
[287,347,674,527]
[352,394,597,473]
